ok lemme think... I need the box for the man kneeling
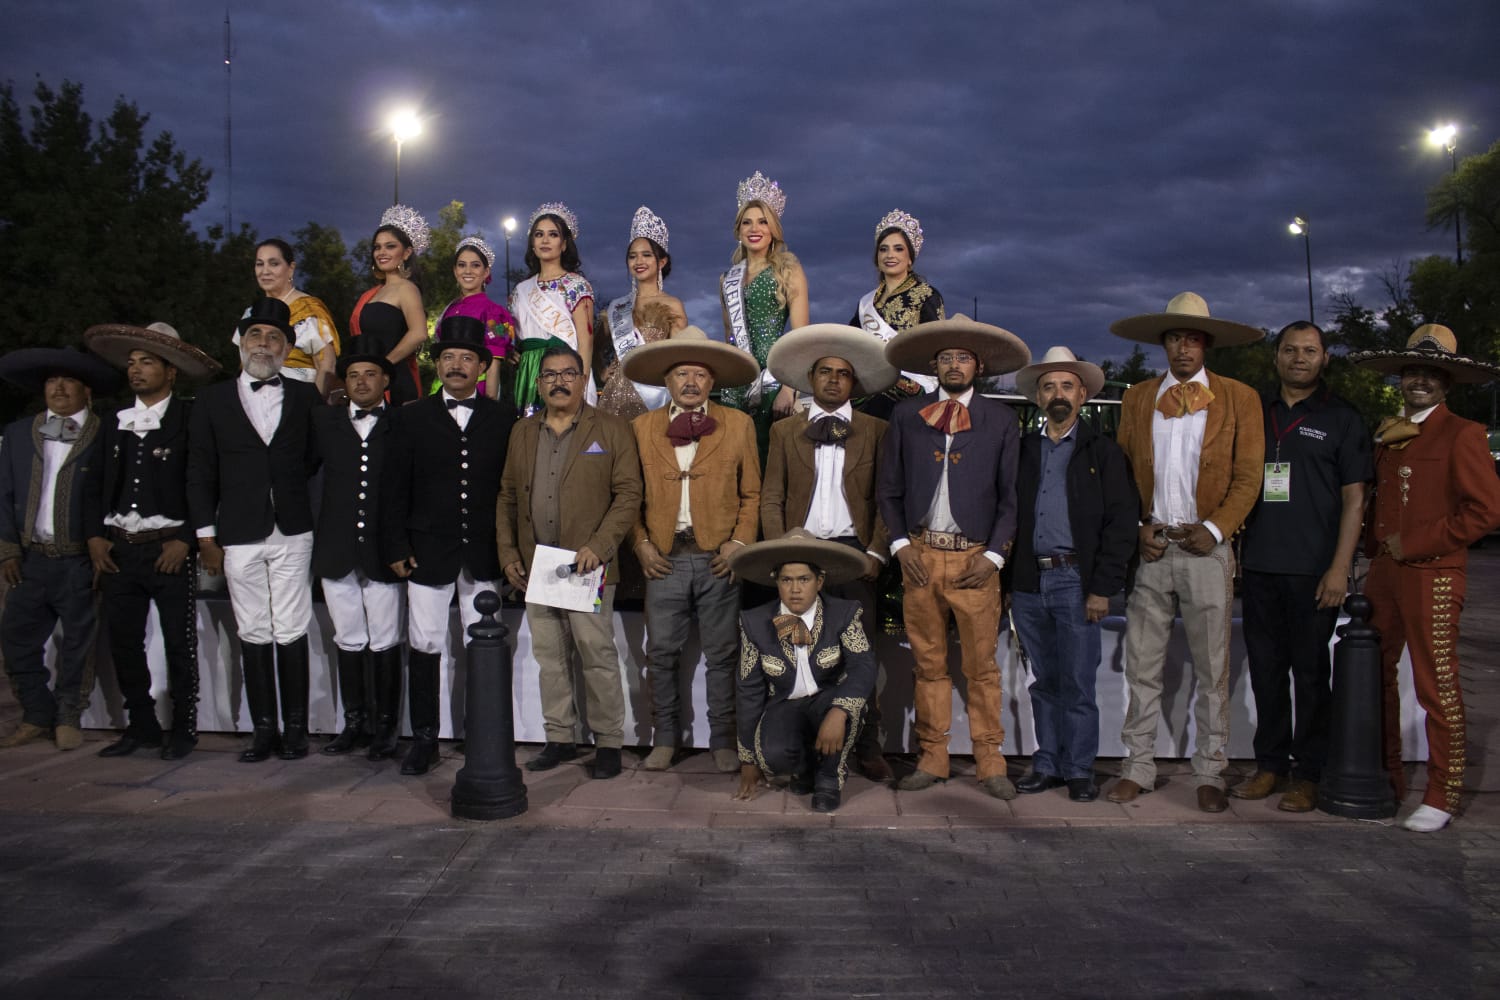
[729,529,876,813]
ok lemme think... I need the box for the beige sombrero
[1015,346,1106,401]
[728,528,868,585]
[1109,291,1263,348]
[84,322,222,378]
[621,325,759,388]
[884,315,1031,376]
[766,324,898,395]
[1349,324,1500,384]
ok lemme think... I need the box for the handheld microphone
[555,562,579,579]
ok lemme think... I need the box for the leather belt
[1161,525,1194,543]
[22,541,85,558]
[108,525,179,545]
[918,529,981,551]
[1036,552,1079,571]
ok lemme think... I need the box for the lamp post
[1427,123,1461,265]
[389,110,421,204]
[1288,216,1313,324]
[502,216,518,296]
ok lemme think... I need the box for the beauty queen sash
[606,291,669,411]
[859,290,937,392]
[721,261,776,405]
[518,277,596,405]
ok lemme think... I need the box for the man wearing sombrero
[624,326,761,773]
[1350,324,1500,833]
[877,315,1030,799]
[0,344,120,750]
[1007,347,1137,802]
[1107,292,1265,813]
[82,321,221,759]
[728,529,877,813]
[762,323,898,781]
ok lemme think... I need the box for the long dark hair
[627,236,671,280]
[370,224,422,286]
[524,213,583,276]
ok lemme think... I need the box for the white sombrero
[1014,346,1106,400]
[621,325,759,388]
[1109,291,1263,348]
[766,324,898,395]
[884,315,1031,376]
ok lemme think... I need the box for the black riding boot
[275,637,310,760]
[400,650,441,775]
[323,647,371,755]
[238,642,280,762]
[367,646,405,760]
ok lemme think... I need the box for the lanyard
[1269,408,1307,464]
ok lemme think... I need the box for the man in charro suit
[761,323,896,781]
[83,321,221,760]
[1107,292,1264,813]
[498,343,642,780]
[382,315,516,776]
[1350,325,1500,833]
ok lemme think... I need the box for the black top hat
[335,336,397,380]
[0,345,124,395]
[235,297,296,341]
[428,315,493,367]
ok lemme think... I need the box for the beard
[242,352,280,380]
[1045,398,1074,420]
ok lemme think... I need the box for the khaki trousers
[901,538,1005,780]
[527,584,625,747]
[1120,539,1234,789]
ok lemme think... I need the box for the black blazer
[186,377,320,545]
[1005,420,1139,598]
[85,397,195,546]
[381,393,515,585]
[876,391,1020,557]
[0,410,104,561]
[311,404,399,582]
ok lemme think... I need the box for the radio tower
[224,7,233,232]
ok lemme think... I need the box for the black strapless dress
[356,300,420,406]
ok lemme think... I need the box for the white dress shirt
[32,409,84,543]
[442,389,476,431]
[669,403,704,533]
[350,400,383,440]
[803,402,856,540]
[783,600,821,700]
[1150,368,1222,542]
[237,370,284,445]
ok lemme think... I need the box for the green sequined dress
[721,265,789,455]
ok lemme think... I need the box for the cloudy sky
[5,1,1496,368]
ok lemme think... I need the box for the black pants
[0,550,98,728]
[101,537,198,734]
[755,686,855,791]
[1241,569,1338,782]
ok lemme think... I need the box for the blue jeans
[1011,566,1101,780]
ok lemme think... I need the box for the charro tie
[1156,381,1214,418]
[918,398,971,435]
[773,614,813,647]
[38,415,81,442]
[1374,415,1420,448]
[667,410,717,446]
[804,416,850,446]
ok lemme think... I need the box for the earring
[657,273,664,292]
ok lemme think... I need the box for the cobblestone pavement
[0,814,1496,999]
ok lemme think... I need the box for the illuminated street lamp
[1288,216,1313,324]
[390,110,422,204]
[502,216,518,295]
[1427,122,1462,264]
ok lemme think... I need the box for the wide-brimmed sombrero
[1109,291,1263,348]
[0,345,123,394]
[1015,346,1106,400]
[728,528,868,585]
[1349,324,1500,384]
[767,324,898,395]
[884,315,1031,376]
[621,325,759,388]
[83,321,221,378]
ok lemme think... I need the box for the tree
[293,221,358,332]
[1098,344,1158,387]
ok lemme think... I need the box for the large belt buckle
[1162,524,1193,544]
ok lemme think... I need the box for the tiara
[736,170,786,219]
[455,234,495,269]
[629,205,670,251]
[528,202,580,241]
[379,204,431,256]
[875,208,924,258]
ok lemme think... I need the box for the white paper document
[524,544,605,613]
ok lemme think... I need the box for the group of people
[2,170,1496,830]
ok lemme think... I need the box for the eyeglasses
[538,369,582,384]
[936,352,976,365]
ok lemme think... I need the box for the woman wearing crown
[596,206,688,420]
[437,234,517,402]
[849,208,946,420]
[719,171,809,452]
[350,205,430,406]
[511,203,594,415]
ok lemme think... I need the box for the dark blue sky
[5,1,1496,375]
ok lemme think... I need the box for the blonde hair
[731,199,797,310]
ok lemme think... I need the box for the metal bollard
[450,591,528,820]
[1317,594,1397,819]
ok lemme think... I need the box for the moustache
[548,385,571,396]
[444,370,466,378]
[1046,399,1074,415]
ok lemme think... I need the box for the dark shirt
[1032,425,1076,554]
[530,417,578,547]
[1241,383,1373,576]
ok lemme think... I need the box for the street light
[1288,216,1313,324]
[389,109,421,204]
[1427,122,1462,264]
[502,216,517,296]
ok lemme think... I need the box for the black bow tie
[446,397,478,410]
[249,376,281,392]
[352,407,384,420]
[805,415,851,446]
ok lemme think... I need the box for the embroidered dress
[429,292,516,396]
[597,290,673,420]
[232,295,340,383]
[512,272,595,413]
[851,273,946,411]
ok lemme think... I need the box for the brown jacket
[761,409,889,558]
[496,405,643,585]
[629,402,761,553]
[1117,371,1264,538]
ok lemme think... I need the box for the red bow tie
[667,410,717,446]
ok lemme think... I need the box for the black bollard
[450,591,528,820]
[1317,594,1397,819]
